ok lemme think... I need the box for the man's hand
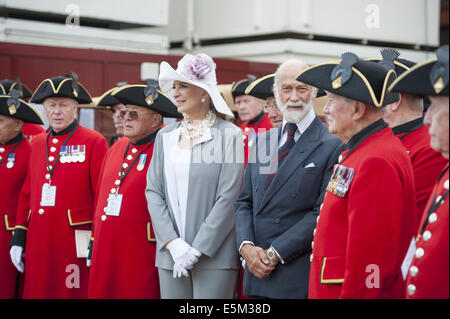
[240,244,276,278]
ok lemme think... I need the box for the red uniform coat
[0,134,30,298]
[22,123,45,142]
[406,165,449,299]
[88,135,160,299]
[15,122,107,298]
[309,121,418,299]
[239,112,272,165]
[393,118,447,219]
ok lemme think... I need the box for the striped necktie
[265,122,297,190]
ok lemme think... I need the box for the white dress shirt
[166,132,192,240]
[278,109,316,147]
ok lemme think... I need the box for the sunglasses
[119,110,145,121]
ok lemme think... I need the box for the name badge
[106,194,123,216]
[41,183,56,207]
[401,237,417,281]
[75,230,92,258]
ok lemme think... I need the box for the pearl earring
[201,97,206,103]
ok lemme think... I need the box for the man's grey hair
[273,59,318,98]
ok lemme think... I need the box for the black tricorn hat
[389,45,449,97]
[111,82,182,119]
[231,74,257,99]
[30,72,92,104]
[245,74,275,100]
[367,48,415,77]
[0,90,45,124]
[96,82,128,111]
[0,78,33,99]
[296,52,400,107]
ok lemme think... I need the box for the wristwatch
[267,246,279,263]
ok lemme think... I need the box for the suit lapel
[257,117,323,213]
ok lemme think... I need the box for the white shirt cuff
[271,246,285,264]
[239,241,254,255]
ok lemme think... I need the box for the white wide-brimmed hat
[158,53,234,119]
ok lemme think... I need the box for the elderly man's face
[424,96,449,159]
[274,67,314,123]
[112,103,126,137]
[43,97,77,133]
[264,96,283,128]
[322,92,357,143]
[0,114,23,145]
[235,95,264,122]
[121,105,161,144]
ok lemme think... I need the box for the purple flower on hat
[178,53,217,85]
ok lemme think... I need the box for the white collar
[281,109,316,135]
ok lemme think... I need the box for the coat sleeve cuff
[10,227,27,249]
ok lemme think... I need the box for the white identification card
[75,230,92,258]
[401,237,417,281]
[40,183,56,207]
[106,194,123,216]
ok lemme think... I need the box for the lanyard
[116,141,152,193]
[419,167,449,235]
[0,139,22,167]
[45,123,78,184]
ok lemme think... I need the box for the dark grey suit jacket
[235,116,344,299]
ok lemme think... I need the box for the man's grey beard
[275,92,314,124]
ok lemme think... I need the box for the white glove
[10,246,24,273]
[167,238,201,278]
[167,238,198,265]
[173,263,189,278]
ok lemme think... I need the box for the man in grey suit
[235,59,344,299]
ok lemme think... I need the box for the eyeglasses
[119,109,157,121]
[119,110,144,121]
[263,101,279,113]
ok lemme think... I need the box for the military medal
[78,145,86,163]
[60,146,68,163]
[67,145,75,163]
[137,154,147,171]
[6,154,15,169]
[327,164,354,197]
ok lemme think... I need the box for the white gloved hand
[167,238,198,266]
[173,263,189,278]
[167,238,202,278]
[10,246,24,273]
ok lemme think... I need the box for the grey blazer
[146,119,245,270]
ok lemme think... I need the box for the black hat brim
[112,85,182,119]
[366,58,415,77]
[297,60,399,107]
[389,58,449,97]
[0,96,45,124]
[31,77,92,104]
[245,74,275,100]
[231,79,251,98]
[96,88,123,111]
[0,80,33,99]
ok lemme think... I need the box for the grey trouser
[158,268,239,299]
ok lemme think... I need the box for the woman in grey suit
[146,53,245,299]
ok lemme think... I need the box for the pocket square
[305,162,316,168]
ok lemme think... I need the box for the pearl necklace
[180,109,217,140]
